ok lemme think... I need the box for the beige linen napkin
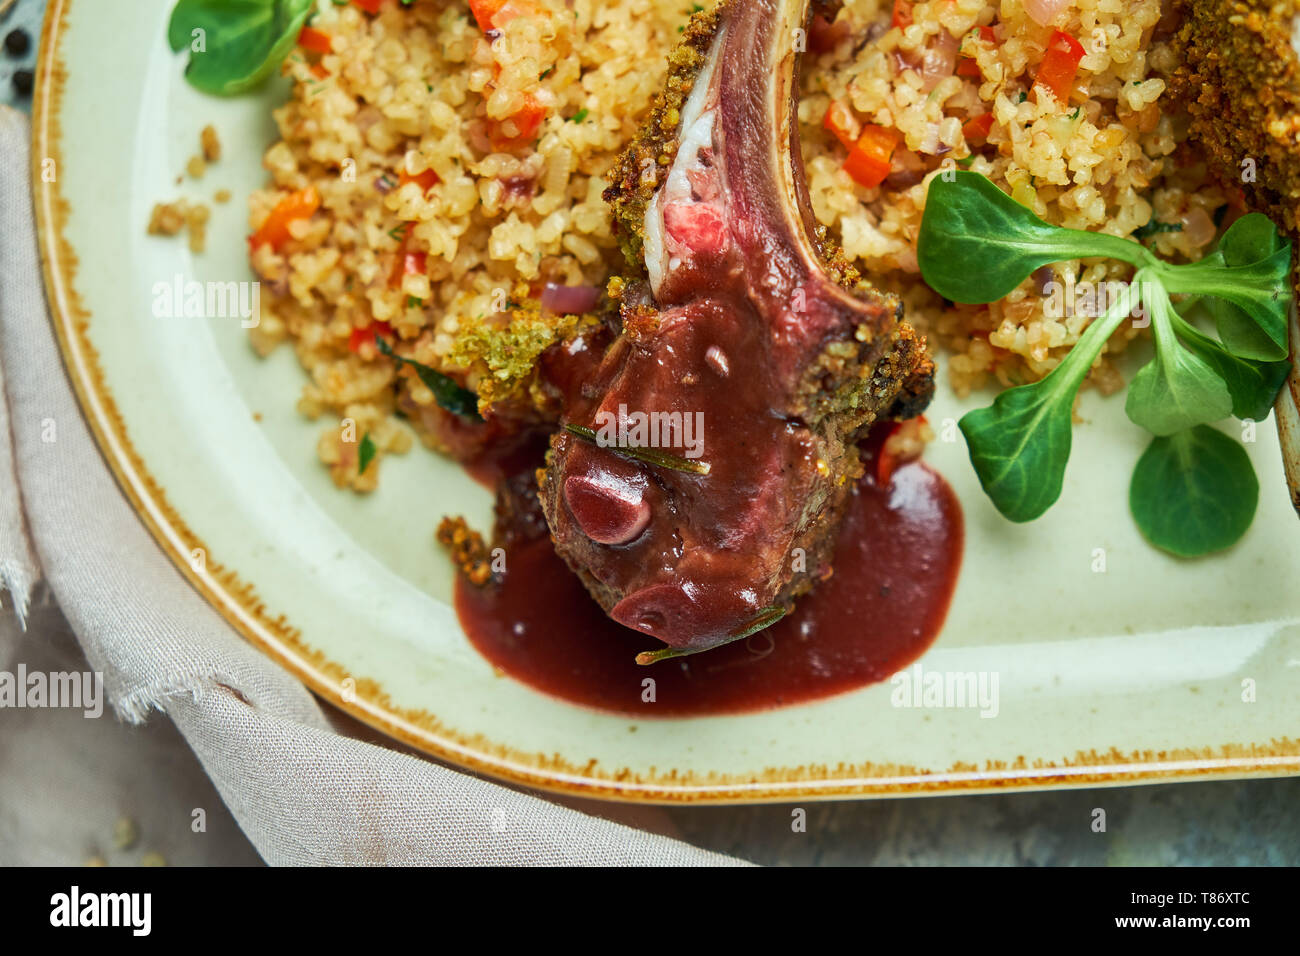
[0,105,745,866]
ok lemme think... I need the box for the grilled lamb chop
[539,0,934,662]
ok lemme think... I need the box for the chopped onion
[541,282,602,315]
[1179,207,1216,249]
[1024,0,1073,26]
[1032,265,1055,296]
[916,122,943,155]
[918,31,959,92]
[885,148,925,189]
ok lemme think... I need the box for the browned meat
[539,0,934,662]
[1168,1,1300,514]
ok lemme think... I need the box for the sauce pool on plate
[454,434,964,717]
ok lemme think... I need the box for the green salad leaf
[1130,426,1258,557]
[1168,308,1290,422]
[168,0,316,96]
[1124,282,1233,436]
[959,284,1138,521]
[918,171,1152,303]
[1195,213,1290,362]
[1156,219,1291,361]
[918,172,1293,556]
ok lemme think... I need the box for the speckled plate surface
[33,0,1300,803]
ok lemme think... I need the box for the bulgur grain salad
[230,0,1225,487]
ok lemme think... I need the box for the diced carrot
[962,113,994,141]
[1035,29,1085,104]
[892,0,913,29]
[310,63,329,79]
[349,320,395,353]
[822,100,859,150]
[399,167,441,193]
[843,124,898,189]
[487,94,548,151]
[298,26,332,54]
[352,0,385,13]
[249,186,321,252]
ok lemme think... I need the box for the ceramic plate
[33,0,1300,802]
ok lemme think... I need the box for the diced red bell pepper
[844,124,898,189]
[349,320,395,353]
[876,422,902,486]
[352,0,386,14]
[962,112,994,142]
[399,167,441,193]
[822,100,859,150]
[468,0,504,30]
[403,251,427,276]
[957,26,995,77]
[1036,29,1085,104]
[487,94,548,151]
[298,26,332,55]
[469,0,537,31]
[876,415,929,486]
[248,186,321,252]
[389,242,427,288]
[891,0,913,29]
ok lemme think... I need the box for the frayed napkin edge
[0,558,37,630]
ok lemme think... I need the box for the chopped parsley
[375,336,482,421]
[1132,219,1184,240]
[358,433,376,474]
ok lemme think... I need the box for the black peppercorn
[4,29,30,57]
[12,69,33,97]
